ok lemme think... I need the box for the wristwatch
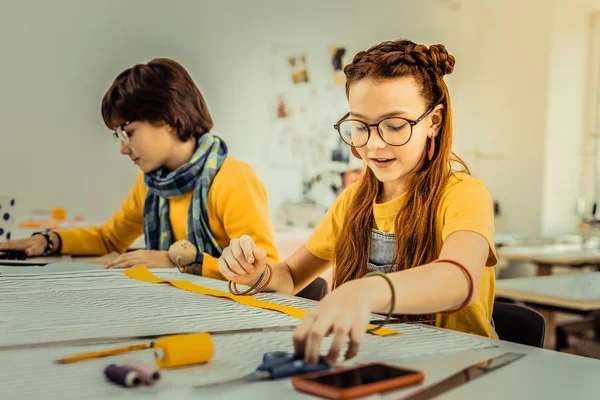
[31,231,55,255]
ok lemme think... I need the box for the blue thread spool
[104,364,140,387]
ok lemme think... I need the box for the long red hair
[333,40,469,315]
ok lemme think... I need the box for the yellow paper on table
[124,266,400,336]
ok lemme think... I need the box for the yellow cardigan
[56,156,279,280]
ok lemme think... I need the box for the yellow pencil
[54,343,152,364]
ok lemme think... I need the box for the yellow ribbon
[124,267,400,336]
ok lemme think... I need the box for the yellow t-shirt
[56,156,279,280]
[305,172,498,339]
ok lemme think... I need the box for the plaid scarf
[143,133,228,259]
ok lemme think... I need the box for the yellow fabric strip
[124,267,400,337]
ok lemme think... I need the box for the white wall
[541,1,591,237]
[0,0,461,222]
[452,0,555,238]
[0,0,595,239]
[579,12,600,221]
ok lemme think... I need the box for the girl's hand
[104,250,175,269]
[293,279,381,365]
[218,234,267,285]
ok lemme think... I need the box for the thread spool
[153,333,214,369]
[122,359,161,385]
[104,364,140,387]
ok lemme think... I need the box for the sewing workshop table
[496,272,600,350]
[498,244,600,276]
[1,267,599,400]
[496,272,600,315]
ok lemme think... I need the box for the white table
[1,268,599,400]
[498,244,600,276]
[497,244,600,347]
[496,272,600,352]
[496,272,600,314]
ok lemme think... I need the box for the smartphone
[291,362,425,399]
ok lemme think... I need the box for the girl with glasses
[219,39,497,364]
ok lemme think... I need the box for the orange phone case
[291,362,425,400]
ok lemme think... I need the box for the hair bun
[428,44,455,76]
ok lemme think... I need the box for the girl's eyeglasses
[334,107,434,147]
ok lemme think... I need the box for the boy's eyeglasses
[113,121,132,145]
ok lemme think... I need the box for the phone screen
[306,364,418,388]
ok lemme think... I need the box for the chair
[556,312,600,356]
[492,301,546,348]
[295,277,328,301]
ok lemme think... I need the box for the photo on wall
[288,54,310,84]
[330,45,347,85]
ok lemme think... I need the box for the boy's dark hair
[101,58,213,141]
